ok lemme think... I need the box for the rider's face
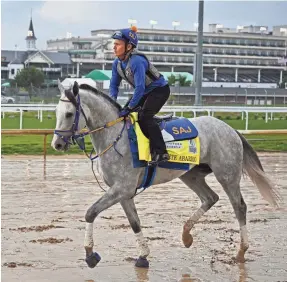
[113,39,132,58]
[113,39,126,57]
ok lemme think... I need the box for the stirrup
[148,153,170,166]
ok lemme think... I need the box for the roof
[9,57,23,64]
[42,51,71,64]
[1,50,71,65]
[1,50,28,63]
[84,70,193,82]
[84,70,113,81]
[72,41,93,44]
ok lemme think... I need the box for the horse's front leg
[121,198,150,268]
[84,187,127,268]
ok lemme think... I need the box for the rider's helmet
[111,26,138,48]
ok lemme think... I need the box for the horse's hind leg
[212,166,249,262]
[120,198,150,268]
[179,165,219,248]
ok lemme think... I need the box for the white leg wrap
[190,208,205,222]
[185,208,205,229]
[135,231,150,258]
[240,225,249,247]
[84,223,94,248]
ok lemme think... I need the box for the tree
[14,67,45,89]
[178,74,191,86]
[167,74,191,86]
[167,74,176,86]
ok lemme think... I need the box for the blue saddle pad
[127,120,196,171]
[159,118,198,142]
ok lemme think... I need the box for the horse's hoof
[182,233,193,248]
[85,252,101,268]
[235,254,246,263]
[235,248,247,263]
[135,257,149,268]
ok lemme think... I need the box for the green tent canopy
[84,70,112,81]
[1,82,11,87]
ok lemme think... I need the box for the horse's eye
[65,112,73,118]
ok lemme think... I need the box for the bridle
[54,93,88,145]
[54,91,126,161]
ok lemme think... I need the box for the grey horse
[51,80,280,268]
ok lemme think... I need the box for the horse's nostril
[56,143,62,150]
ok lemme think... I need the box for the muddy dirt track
[1,153,287,282]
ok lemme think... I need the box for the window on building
[11,69,15,75]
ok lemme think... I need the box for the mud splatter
[111,224,130,230]
[147,236,165,241]
[29,237,73,244]
[51,218,66,223]
[9,225,64,232]
[199,219,225,224]
[124,257,136,262]
[249,218,268,223]
[101,216,113,220]
[3,262,33,268]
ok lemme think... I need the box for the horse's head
[51,79,87,151]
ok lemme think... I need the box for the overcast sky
[1,1,287,50]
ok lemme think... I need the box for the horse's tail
[236,130,281,207]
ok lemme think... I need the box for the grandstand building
[46,23,287,88]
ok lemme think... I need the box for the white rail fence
[1,104,287,130]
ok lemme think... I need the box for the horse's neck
[81,91,123,153]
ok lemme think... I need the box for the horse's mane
[79,84,122,111]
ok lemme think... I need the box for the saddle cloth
[127,113,200,170]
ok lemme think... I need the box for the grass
[1,111,287,154]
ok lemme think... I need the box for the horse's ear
[58,78,65,93]
[73,81,79,96]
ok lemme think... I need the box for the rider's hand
[119,106,132,118]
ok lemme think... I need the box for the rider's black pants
[137,84,170,155]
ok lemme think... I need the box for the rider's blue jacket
[110,55,167,108]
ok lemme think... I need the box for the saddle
[153,113,174,123]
